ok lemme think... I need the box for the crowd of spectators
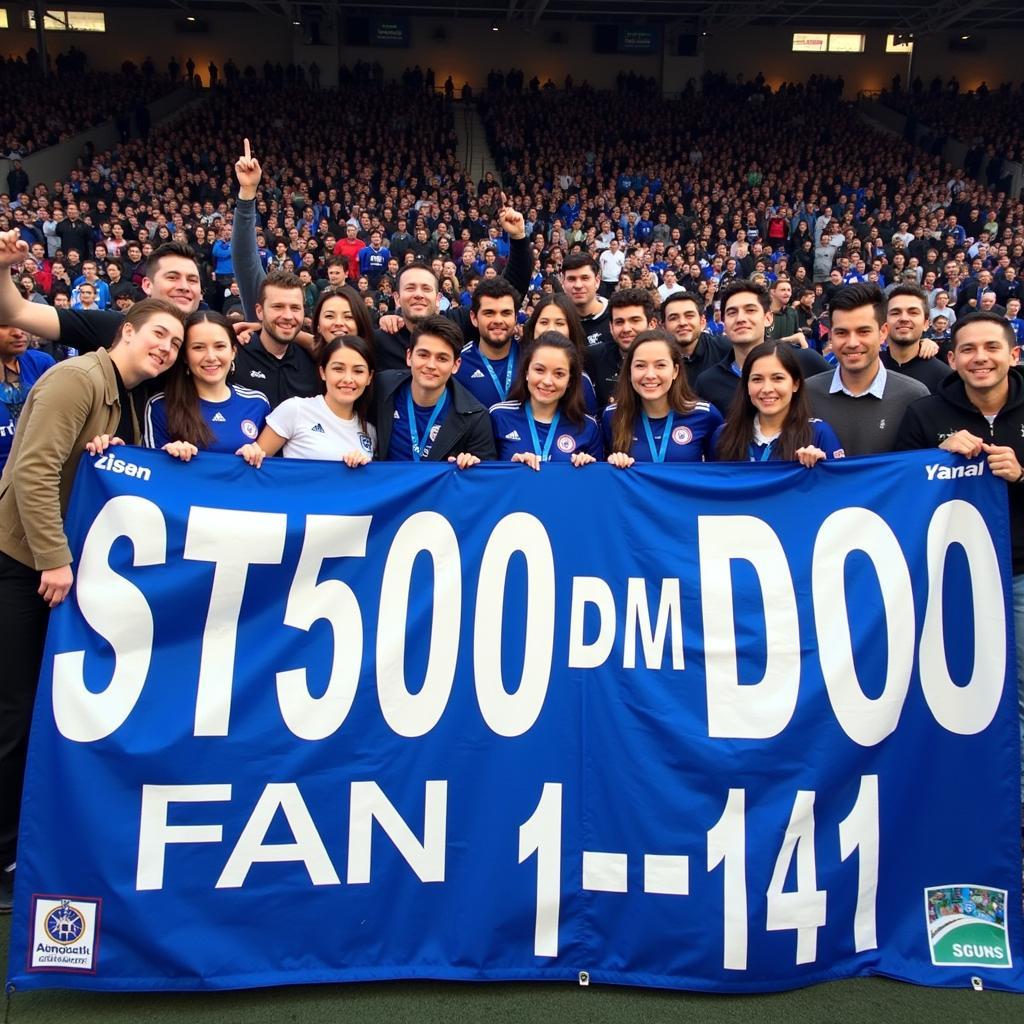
[0,62,1023,358]
[0,78,464,327]
[473,71,1024,347]
[0,52,177,158]
[880,81,1024,194]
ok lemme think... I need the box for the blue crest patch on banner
[7,446,1023,993]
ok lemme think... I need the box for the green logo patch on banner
[925,886,1011,968]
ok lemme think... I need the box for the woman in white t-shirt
[237,335,376,468]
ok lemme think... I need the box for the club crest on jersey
[241,419,258,439]
[359,432,373,453]
[671,425,693,445]
[429,424,442,442]
[556,434,576,453]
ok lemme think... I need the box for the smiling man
[0,232,201,359]
[455,278,521,406]
[882,284,952,394]
[369,263,443,373]
[374,315,495,464]
[661,292,730,389]
[584,288,657,409]
[0,297,186,913]
[231,271,319,408]
[804,283,928,454]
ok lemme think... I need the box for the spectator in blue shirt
[1007,298,1024,345]
[211,224,235,310]
[71,260,110,309]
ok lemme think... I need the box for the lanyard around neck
[526,404,560,460]
[641,410,674,463]
[748,439,776,462]
[481,346,516,402]
[407,388,447,461]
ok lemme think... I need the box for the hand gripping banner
[7,447,1023,993]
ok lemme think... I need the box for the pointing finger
[243,137,251,159]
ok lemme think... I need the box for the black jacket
[896,368,1024,573]
[583,341,623,410]
[373,369,497,461]
[683,333,732,392]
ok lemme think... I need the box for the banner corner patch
[27,895,101,973]
[925,884,1011,968]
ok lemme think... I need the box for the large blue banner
[7,447,1023,993]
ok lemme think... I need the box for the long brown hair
[507,331,587,427]
[162,309,235,448]
[311,285,375,348]
[609,329,698,455]
[714,341,813,461]
[523,293,588,360]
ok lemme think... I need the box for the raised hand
[234,137,262,199]
[0,230,29,269]
[496,192,526,240]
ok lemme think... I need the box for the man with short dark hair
[563,254,612,347]
[584,288,657,409]
[765,277,806,346]
[54,203,91,259]
[455,278,521,406]
[883,285,951,394]
[358,230,391,289]
[804,283,928,454]
[232,270,319,407]
[661,292,730,389]
[657,268,684,304]
[374,315,495,463]
[322,257,347,291]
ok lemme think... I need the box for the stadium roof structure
[81,0,1024,33]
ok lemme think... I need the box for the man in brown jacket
[0,297,185,910]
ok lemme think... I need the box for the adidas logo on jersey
[311,423,326,434]
[471,369,486,378]
[211,412,226,423]
[504,430,521,440]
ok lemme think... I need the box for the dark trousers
[0,551,49,867]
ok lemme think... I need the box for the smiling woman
[712,341,845,465]
[603,329,723,466]
[236,334,377,469]
[143,310,271,458]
